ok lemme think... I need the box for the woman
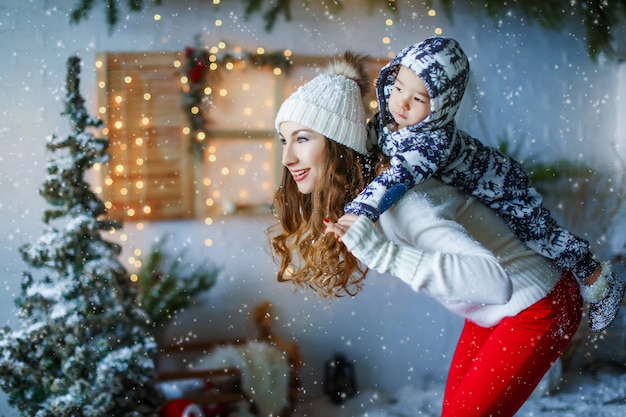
[268,52,582,416]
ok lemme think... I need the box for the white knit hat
[275,72,368,155]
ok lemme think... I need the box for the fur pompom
[327,51,372,96]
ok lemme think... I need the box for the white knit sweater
[341,178,561,327]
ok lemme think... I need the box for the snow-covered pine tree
[0,56,164,416]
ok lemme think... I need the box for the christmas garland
[182,39,291,157]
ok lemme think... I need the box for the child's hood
[377,37,469,131]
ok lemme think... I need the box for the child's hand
[323,214,359,240]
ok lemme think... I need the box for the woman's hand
[323,214,359,240]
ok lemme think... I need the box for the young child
[343,37,624,332]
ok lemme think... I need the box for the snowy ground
[293,368,626,417]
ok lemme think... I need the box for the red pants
[441,272,582,417]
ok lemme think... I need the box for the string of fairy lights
[90,3,443,271]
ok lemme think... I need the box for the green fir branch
[135,237,219,327]
[69,0,625,61]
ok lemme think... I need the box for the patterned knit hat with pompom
[275,53,370,155]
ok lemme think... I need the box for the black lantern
[323,352,358,404]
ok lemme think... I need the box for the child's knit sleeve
[341,216,513,305]
[344,126,455,222]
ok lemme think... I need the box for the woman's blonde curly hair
[267,51,386,298]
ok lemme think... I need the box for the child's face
[279,121,327,195]
[388,65,431,129]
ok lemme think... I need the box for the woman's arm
[329,214,512,305]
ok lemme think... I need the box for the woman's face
[279,121,326,195]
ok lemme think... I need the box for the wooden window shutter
[96,51,195,221]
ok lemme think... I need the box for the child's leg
[441,272,582,417]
